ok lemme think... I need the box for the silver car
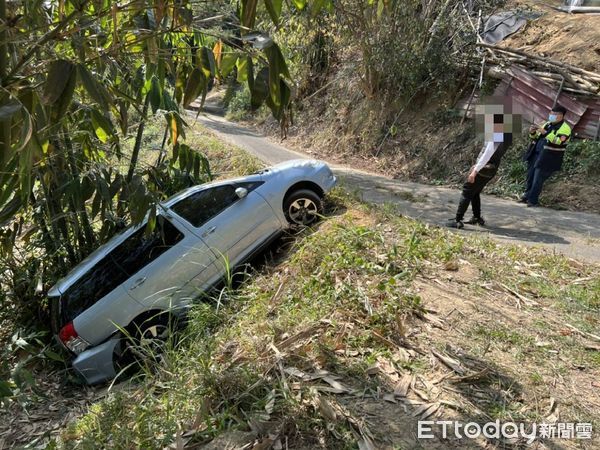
[49,159,336,384]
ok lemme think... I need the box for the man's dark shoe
[465,216,485,226]
[526,202,539,208]
[517,197,528,204]
[446,219,464,229]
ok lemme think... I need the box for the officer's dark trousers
[524,157,537,200]
[455,172,495,221]
[525,168,553,205]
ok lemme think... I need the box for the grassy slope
[55,133,600,448]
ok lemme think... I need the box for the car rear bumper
[72,337,120,385]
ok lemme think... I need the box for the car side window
[170,185,239,228]
[60,217,184,324]
[109,216,184,276]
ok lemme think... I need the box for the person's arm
[473,141,496,172]
[467,142,495,183]
[545,131,569,146]
[529,122,548,140]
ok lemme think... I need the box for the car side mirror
[235,187,248,199]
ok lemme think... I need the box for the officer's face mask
[549,113,558,122]
[493,132,504,142]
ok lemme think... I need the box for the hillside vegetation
[224,0,600,213]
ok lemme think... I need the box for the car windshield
[58,216,183,325]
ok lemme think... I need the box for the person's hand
[537,127,546,135]
[467,170,477,183]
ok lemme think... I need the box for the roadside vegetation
[0,0,323,410]
[0,117,264,443]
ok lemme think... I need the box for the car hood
[258,159,329,177]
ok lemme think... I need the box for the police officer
[447,113,512,229]
[519,105,571,207]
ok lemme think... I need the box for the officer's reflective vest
[529,121,572,152]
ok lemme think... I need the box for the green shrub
[563,139,600,178]
[225,85,252,121]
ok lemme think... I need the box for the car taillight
[59,322,90,355]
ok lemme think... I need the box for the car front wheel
[283,189,323,226]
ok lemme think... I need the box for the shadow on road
[463,225,570,246]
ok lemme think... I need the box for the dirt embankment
[503,0,600,73]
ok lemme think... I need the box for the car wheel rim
[140,324,169,349]
[288,198,318,225]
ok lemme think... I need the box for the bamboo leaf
[148,76,162,113]
[91,109,114,143]
[236,56,249,82]
[0,196,21,227]
[18,128,41,203]
[219,52,238,78]
[264,44,290,106]
[264,0,283,25]
[251,67,269,110]
[77,64,111,110]
[213,40,223,69]
[168,113,179,147]
[183,68,206,108]
[53,66,77,120]
[145,205,156,236]
[43,60,75,105]
[291,0,307,10]
[200,46,216,78]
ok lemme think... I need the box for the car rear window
[59,216,184,325]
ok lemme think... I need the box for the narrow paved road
[190,106,600,263]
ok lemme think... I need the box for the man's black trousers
[455,170,496,221]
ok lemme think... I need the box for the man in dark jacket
[520,105,572,207]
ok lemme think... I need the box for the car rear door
[169,183,280,275]
[119,215,220,309]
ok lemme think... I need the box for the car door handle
[130,277,147,290]
[202,226,216,237]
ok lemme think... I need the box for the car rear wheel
[118,312,174,373]
[283,189,323,226]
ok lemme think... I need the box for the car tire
[283,189,323,226]
[117,312,174,374]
